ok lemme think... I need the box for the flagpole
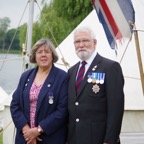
[25,0,35,70]
[133,29,144,95]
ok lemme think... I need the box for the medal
[48,92,54,104]
[92,84,100,93]
[96,73,100,84]
[96,79,100,84]
[87,72,92,83]
[49,97,54,104]
[99,79,104,84]
[99,73,105,84]
[92,79,96,83]
[88,78,92,83]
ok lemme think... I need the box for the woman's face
[35,44,53,69]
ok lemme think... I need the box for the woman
[10,38,68,144]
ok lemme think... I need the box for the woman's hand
[23,127,42,143]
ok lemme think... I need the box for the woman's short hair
[29,38,58,63]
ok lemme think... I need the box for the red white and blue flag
[92,0,135,49]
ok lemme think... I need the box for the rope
[124,76,141,80]
[119,32,133,64]
[0,120,13,136]
[0,119,16,144]
[119,26,144,65]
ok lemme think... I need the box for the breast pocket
[86,83,105,97]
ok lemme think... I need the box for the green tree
[18,0,93,49]
[32,0,92,46]
[19,23,27,49]
[37,4,72,46]
[0,17,11,49]
[5,29,20,50]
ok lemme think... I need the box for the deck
[120,133,144,144]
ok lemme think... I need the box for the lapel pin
[92,65,97,71]
[47,84,51,87]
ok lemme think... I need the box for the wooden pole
[133,30,144,95]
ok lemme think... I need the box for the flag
[92,0,135,49]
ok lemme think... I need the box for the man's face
[74,31,96,60]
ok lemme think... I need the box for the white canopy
[55,0,144,110]
[0,87,9,110]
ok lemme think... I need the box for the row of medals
[87,72,105,84]
[49,73,106,104]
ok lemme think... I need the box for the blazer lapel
[36,65,56,113]
[23,68,38,120]
[76,54,102,98]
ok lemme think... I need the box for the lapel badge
[47,84,51,87]
[92,84,100,93]
[48,92,54,104]
[92,65,97,71]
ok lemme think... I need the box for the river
[0,54,24,94]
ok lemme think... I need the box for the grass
[0,134,2,144]
[0,49,21,54]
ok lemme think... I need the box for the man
[68,26,124,144]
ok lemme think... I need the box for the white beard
[76,48,94,60]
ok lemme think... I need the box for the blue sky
[0,0,45,28]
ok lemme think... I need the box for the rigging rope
[36,1,70,70]
[119,32,133,64]
[0,1,29,72]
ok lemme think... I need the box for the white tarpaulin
[55,0,144,110]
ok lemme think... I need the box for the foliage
[19,23,27,48]
[0,17,11,49]
[31,0,93,46]
[0,134,2,144]
[0,17,10,32]
[4,0,93,51]
[5,29,20,50]
[36,4,72,46]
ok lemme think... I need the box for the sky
[0,0,50,29]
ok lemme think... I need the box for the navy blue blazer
[68,54,124,144]
[10,64,69,144]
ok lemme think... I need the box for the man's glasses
[74,39,91,46]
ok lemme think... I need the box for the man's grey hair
[73,26,96,39]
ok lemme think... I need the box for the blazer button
[75,102,79,106]
[76,118,79,122]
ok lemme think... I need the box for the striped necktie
[75,61,87,93]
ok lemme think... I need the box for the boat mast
[25,0,35,70]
